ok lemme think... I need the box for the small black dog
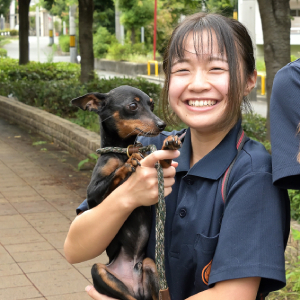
[71,85,181,300]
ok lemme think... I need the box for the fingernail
[85,285,92,292]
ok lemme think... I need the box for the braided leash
[96,144,168,292]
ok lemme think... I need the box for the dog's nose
[157,121,166,131]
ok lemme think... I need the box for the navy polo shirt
[270,59,300,189]
[77,121,290,300]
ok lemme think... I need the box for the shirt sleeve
[76,199,88,215]
[208,171,290,294]
[270,60,300,189]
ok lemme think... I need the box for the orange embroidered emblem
[202,260,212,285]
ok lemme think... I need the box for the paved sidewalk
[0,117,108,300]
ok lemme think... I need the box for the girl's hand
[85,285,118,300]
[119,150,180,209]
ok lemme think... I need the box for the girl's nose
[188,71,211,92]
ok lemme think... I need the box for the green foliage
[119,0,154,30]
[0,58,80,82]
[206,0,234,17]
[0,48,7,57]
[0,58,161,120]
[267,229,300,300]
[291,55,299,62]
[242,113,270,151]
[93,0,115,34]
[107,43,131,61]
[58,35,70,52]
[256,58,266,72]
[0,29,18,36]
[93,27,117,58]
[78,153,98,170]
[289,190,300,222]
[0,0,11,15]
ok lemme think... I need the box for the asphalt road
[3,36,267,117]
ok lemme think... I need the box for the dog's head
[71,85,166,138]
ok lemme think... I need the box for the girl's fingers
[141,150,180,168]
[85,286,118,300]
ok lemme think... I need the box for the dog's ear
[71,93,107,111]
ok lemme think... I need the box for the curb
[0,95,100,159]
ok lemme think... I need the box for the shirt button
[185,178,194,185]
[179,208,187,218]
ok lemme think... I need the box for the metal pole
[141,27,144,43]
[10,0,15,30]
[49,15,54,45]
[69,5,77,63]
[36,6,40,62]
[63,21,66,35]
[153,0,157,60]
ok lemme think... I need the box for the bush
[0,48,7,57]
[58,35,70,52]
[0,29,18,36]
[0,58,80,82]
[241,113,270,152]
[93,27,117,58]
[107,43,131,61]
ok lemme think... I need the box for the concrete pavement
[0,117,108,299]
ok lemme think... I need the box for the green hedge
[0,29,18,36]
[58,35,70,53]
[0,48,7,57]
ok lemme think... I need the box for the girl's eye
[129,103,138,111]
[171,68,189,74]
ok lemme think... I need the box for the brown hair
[161,12,255,128]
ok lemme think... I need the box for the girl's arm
[64,150,179,264]
[188,277,261,300]
[84,277,261,300]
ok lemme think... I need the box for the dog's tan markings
[100,158,122,176]
[134,97,140,102]
[113,112,158,138]
[142,258,159,300]
[95,264,136,300]
[150,98,153,103]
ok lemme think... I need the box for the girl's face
[169,32,237,134]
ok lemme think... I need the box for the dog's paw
[127,153,143,169]
[162,135,182,150]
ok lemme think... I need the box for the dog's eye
[129,103,138,111]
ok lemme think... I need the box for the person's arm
[188,277,261,300]
[64,150,180,264]
[84,277,260,300]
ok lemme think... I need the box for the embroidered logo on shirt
[202,260,212,285]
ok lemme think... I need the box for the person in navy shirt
[65,13,290,300]
[270,59,300,189]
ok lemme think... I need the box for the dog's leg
[160,135,182,168]
[91,263,137,300]
[142,258,159,300]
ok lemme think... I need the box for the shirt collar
[174,120,242,180]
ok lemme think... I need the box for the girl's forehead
[171,32,227,61]
[170,30,226,61]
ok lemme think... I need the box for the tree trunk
[257,0,290,140]
[19,0,31,65]
[131,27,135,44]
[79,0,95,83]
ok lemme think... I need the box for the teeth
[188,100,217,107]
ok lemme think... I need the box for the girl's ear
[71,93,107,111]
[244,70,257,96]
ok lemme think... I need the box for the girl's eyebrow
[208,55,228,62]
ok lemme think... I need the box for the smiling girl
[64,13,290,300]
